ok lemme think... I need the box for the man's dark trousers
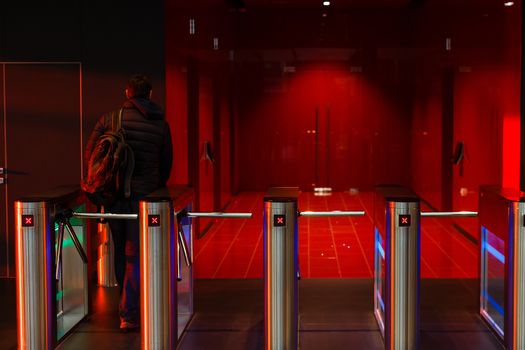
[108,199,140,324]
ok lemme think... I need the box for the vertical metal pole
[264,188,299,350]
[15,201,55,350]
[97,222,118,287]
[385,200,420,350]
[140,199,177,350]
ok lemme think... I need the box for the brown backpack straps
[111,109,124,132]
[117,108,123,130]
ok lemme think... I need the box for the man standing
[85,75,173,329]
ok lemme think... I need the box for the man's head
[125,74,153,99]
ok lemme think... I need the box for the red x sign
[399,215,411,227]
[149,215,161,227]
[274,215,286,227]
[22,215,34,227]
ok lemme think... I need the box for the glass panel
[481,226,505,337]
[177,203,194,339]
[374,226,386,335]
[56,203,88,340]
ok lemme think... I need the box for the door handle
[0,168,29,175]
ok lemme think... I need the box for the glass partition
[480,226,505,337]
[177,203,194,339]
[56,203,88,340]
[374,226,386,336]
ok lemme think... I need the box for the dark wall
[0,2,166,151]
[0,2,166,277]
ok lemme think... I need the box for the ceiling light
[504,1,514,6]
[323,1,330,6]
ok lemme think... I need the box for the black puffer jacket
[85,98,173,198]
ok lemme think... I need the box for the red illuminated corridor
[194,191,479,279]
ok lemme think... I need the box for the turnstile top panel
[17,185,81,204]
[143,185,194,208]
[264,187,299,202]
[480,185,525,203]
[374,185,419,203]
[479,186,524,240]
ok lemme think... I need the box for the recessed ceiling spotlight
[322,13,328,17]
[323,1,331,6]
[504,1,514,6]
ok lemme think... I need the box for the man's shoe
[120,320,140,331]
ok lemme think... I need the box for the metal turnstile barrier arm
[178,224,192,267]
[138,186,255,349]
[177,223,192,281]
[299,210,365,217]
[72,212,138,220]
[187,211,252,218]
[175,210,252,281]
[421,211,478,217]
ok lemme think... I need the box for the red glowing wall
[410,5,521,211]
[236,62,412,191]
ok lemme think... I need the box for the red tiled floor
[194,191,479,279]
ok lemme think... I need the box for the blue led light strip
[376,290,385,311]
[378,242,385,259]
[485,241,505,264]
[486,293,505,317]
[375,227,385,259]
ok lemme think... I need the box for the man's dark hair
[126,75,152,99]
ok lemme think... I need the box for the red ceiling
[245,0,410,8]
[175,0,515,10]
[175,0,410,10]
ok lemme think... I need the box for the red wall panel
[220,84,232,208]
[165,59,188,185]
[410,67,443,209]
[453,67,503,210]
[199,76,215,229]
[165,0,188,185]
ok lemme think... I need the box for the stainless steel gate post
[479,186,525,349]
[139,194,176,350]
[264,187,299,350]
[15,187,87,350]
[374,186,420,350]
[15,201,55,350]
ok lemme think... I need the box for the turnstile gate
[263,187,365,350]
[373,186,420,350]
[479,186,525,349]
[15,188,88,350]
[264,188,299,350]
[15,185,252,350]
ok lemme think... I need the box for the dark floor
[1,278,503,350]
[0,279,16,350]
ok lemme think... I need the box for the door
[0,63,82,278]
[237,64,375,191]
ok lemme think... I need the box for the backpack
[81,109,135,207]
